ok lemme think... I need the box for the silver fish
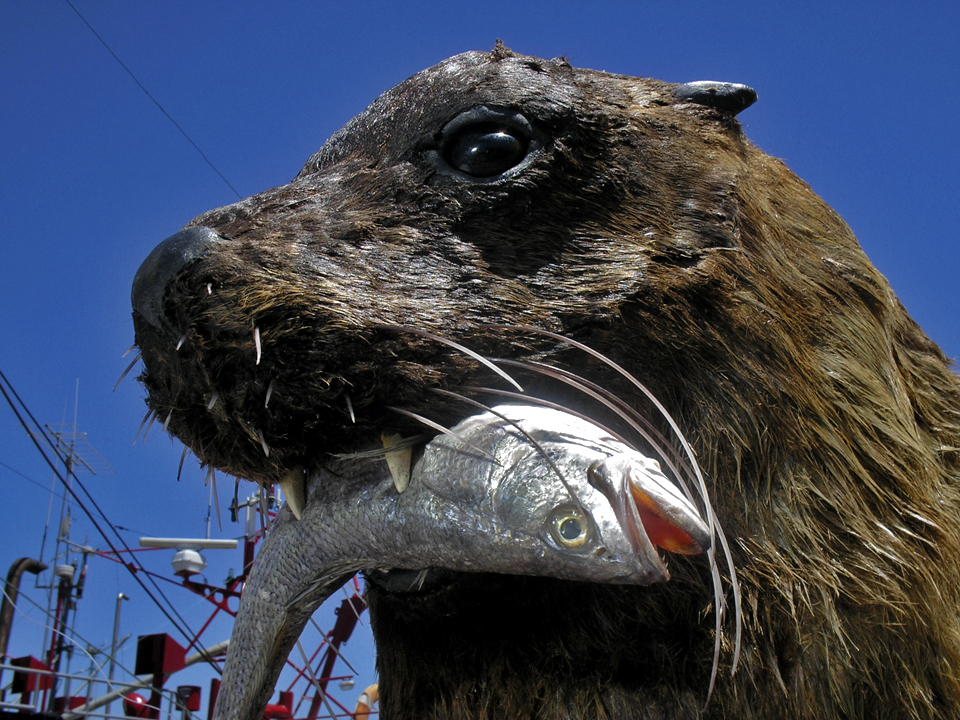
[213,404,710,720]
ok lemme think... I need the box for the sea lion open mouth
[131,42,960,720]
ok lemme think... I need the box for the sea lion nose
[131,226,225,332]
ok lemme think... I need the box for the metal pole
[0,557,47,703]
[85,644,98,710]
[47,566,75,713]
[104,593,128,719]
[0,558,48,659]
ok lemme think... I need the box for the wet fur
[133,45,960,718]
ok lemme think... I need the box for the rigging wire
[1,371,359,714]
[3,587,198,720]
[3,586,140,696]
[62,0,242,200]
[0,459,65,501]
[0,369,221,675]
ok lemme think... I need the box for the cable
[2,586,137,693]
[0,376,186,639]
[2,588,182,720]
[62,0,242,200]
[0,459,65,501]
[0,370,220,674]
[6,583,228,719]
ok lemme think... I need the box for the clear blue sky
[1,0,957,711]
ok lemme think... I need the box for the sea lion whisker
[486,326,702,470]
[432,388,587,516]
[141,409,158,443]
[113,351,141,392]
[490,364,733,694]
[412,569,430,591]
[705,543,726,705]
[264,379,275,409]
[232,478,240,528]
[236,418,266,451]
[253,326,262,365]
[345,393,356,423]
[177,444,189,482]
[502,359,693,485]
[385,406,498,463]
[206,466,222,531]
[255,428,270,458]
[212,471,222,531]
[474,364,699,521]
[711,515,742,673]
[450,393,726,658]
[162,409,173,433]
[207,392,219,411]
[494,359,698,505]
[460,383,709,523]
[697,510,743,697]
[121,343,137,359]
[332,435,430,460]
[461,385,636,448]
[176,332,189,351]
[258,485,269,536]
[133,408,154,444]
[374,324,524,392]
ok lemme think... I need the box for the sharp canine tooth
[382,433,412,493]
[279,468,306,521]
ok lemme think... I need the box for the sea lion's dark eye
[549,506,590,548]
[445,127,528,177]
[432,105,541,181]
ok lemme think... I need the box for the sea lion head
[131,44,960,718]
[130,44,761,484]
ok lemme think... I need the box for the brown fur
[133,44,960,718]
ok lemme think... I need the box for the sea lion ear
[673,81,758,115]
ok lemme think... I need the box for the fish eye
[559,517,584,542]
[548,506,590,548]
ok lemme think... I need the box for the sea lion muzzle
[131,226,225,334]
